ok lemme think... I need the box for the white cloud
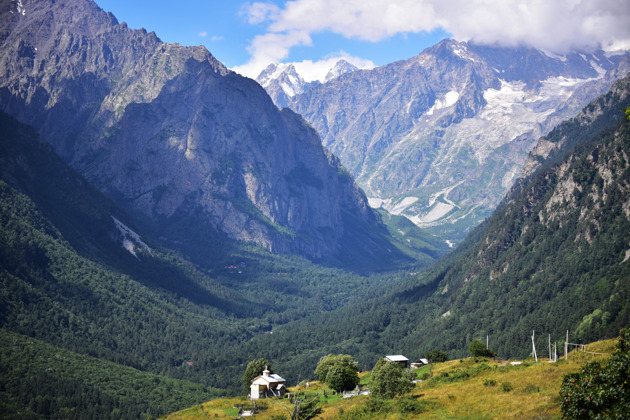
[235,0,630,78]
[232,29,312,77]
[198,31,208,37]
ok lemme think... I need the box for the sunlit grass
[163,338,617,419]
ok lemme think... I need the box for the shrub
[483,379,497,387]
[370,359,415,399]
[560,326,630,419]
[469,340,496,358]
[397,396,426,414]
[501,382,514,392]
[425,349,448,363]
[524,384,540,393]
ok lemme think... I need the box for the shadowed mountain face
[288,39,630,243]
[0,0,404,263]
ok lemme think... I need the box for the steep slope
[215,74,630,384]
[0,0,401,264]
[0,329,223,419]
[289,39,630,243]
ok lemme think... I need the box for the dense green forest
[0,329,222,419]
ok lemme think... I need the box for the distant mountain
[289,39,630,244]
[255,63,314,108]
[256,59,359,108]
[324,59,359,83]
[0,0,416,266]
[226,72,630,379]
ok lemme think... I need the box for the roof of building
[385,355,409,362]
[251,371,286,385]
[412,358,429,365]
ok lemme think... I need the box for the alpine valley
[0,0,629,419]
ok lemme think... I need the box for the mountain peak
[325,59,359,82]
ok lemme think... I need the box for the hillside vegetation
[165,338,618,419]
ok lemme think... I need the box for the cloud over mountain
[236,0,630,78]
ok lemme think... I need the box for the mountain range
[1,0,630,418]
[275,40,630,243]
[0,0,436,267]
[255,59,359,109]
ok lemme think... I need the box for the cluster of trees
[314,354,360,393]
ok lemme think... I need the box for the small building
[250,368,286,400]
[410,358,429,369]
[385,355,409,368]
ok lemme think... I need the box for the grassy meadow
[163,338,616,419]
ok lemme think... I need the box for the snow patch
[426,91,459,115]
[416,202,454,223]
[16,0,25,15]
[280,82,295,97]
[112,216,152,258]
[367,197,384,208]
[390,196,419,215]
[445,240,454,248]
[541,50,567,62]
[590,60,606,76]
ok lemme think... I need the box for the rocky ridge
[0,0,383,261]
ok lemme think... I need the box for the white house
[385,355,409,368]
[410,358,429,369]
[250,368,286,400]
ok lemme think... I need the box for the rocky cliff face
[288,39,630,243]
[0,0,379,260]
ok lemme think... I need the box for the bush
[483,379,497,387]
[524,384,539,393]
[396,396,425,414]
[425,349,448,363]
[560,326,630,419]
[501,382,513,392]
[469,340,496,358]
[325,365,359,393]
[314,354,359,383]
[370,359,415,399]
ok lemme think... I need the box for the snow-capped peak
[325,60,359,82]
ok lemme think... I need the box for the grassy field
[163,338,616,419]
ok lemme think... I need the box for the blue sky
[94,0,630,81]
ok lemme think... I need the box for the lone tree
[325,365,360,393]
[242,358,271,393]
[370,358,414,399]
[314,354,359,384]
[469,340,495,358]
[560,326,630,419]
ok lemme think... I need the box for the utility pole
[532,330,538,362]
